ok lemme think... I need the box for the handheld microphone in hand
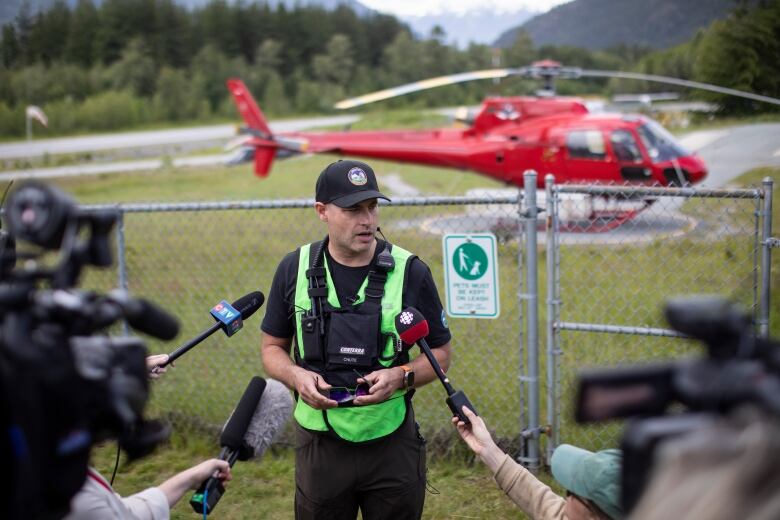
[190,376,294,514]
[162,291,264,366]
[395,307,477,424]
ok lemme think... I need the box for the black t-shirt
[261,240,451,348]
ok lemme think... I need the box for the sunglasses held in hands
[323,383,370,406]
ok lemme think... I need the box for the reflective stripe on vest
[293,241,413,442]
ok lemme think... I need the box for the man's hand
[293,367,337,409]
[353,367,403,405]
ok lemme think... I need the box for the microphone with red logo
[395,307,477,424]
[160,291,264,367]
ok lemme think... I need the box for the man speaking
[260,159,452,519]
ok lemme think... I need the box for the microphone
[105,290,180,340]
[162,291,264,366]
[190,377,293,514]
[395,307,477,424]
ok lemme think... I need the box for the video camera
[575,296,780,514]
[0,181,179,519]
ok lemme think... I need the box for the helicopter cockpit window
[637,120,688,162]
[566,130,606,160]
[610,130,643,162]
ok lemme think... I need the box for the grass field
[4,157,777,520]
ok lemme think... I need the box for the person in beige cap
[454,406,622,520]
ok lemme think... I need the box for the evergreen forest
[0,0,778,138]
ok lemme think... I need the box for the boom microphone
[190,377,294,514]
[395,307,477,424]
[161,291,264,367]
[104,290,180,340]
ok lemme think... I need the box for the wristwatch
[400,364,415,389]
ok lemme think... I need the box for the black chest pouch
[300,238,396,380]
[326,308,381,369]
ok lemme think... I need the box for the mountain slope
[494,0,743,50]
[402,8,537,48]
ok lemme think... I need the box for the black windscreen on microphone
[233,291,264,320]
[125,297,180,340]
[220,376,267,451]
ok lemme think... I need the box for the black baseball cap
[315,159,390,208]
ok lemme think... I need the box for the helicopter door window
[610,130,643,163]
[566,130,606,160]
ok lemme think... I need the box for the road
[686,123,780,187]
[0,115,359,160]
[0,121,778,187]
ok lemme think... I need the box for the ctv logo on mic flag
[211,300,243,336]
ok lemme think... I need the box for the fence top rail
[552,184,763,199]
[81,194,523,213]
[557,321,689,338]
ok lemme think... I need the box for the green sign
[452,242,489,280]
[442,234,499,319]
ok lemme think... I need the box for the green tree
[34,0,70,64]
[255,38,282,72]
[107,38,156,97]
[153,66,190,120]
[64,0,99,67]
[312,34,354,86]
[15,0,34,65]
[381,31,424,85]
[503,31,536,68]
[1,24,20,68]
[261,70,289,115]
[693,2,780,113]
[150,0,191,69]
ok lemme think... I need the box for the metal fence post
[516,187,526,458]
[115,208,129,336]
[544,174,559,463]
[521,170,540,470]
[759,177,774,337]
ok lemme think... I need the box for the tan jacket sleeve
[493,453,568,520]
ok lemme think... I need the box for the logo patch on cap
[348,167,368,186]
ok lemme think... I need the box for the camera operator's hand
[147,354,171,379]
[453,406,505,473]
[158,458,232,508]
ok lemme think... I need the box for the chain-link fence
[544,177,776,464]
[79,176,775,462]
[81,195,534,454]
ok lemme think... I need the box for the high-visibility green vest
[293,241,414,442]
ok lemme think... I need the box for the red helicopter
[226,60,779,188]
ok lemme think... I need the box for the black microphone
[395,307,477,424]
[190,377,294,514]
[162,291,264,366]
[103,290,180,340]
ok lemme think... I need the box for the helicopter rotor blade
[334,68,525,109]
[579,69,780,107]
[334,63,780,110]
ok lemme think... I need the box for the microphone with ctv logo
[160,291,264,367]
[395,307,478,425]
[190,376,294,514]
